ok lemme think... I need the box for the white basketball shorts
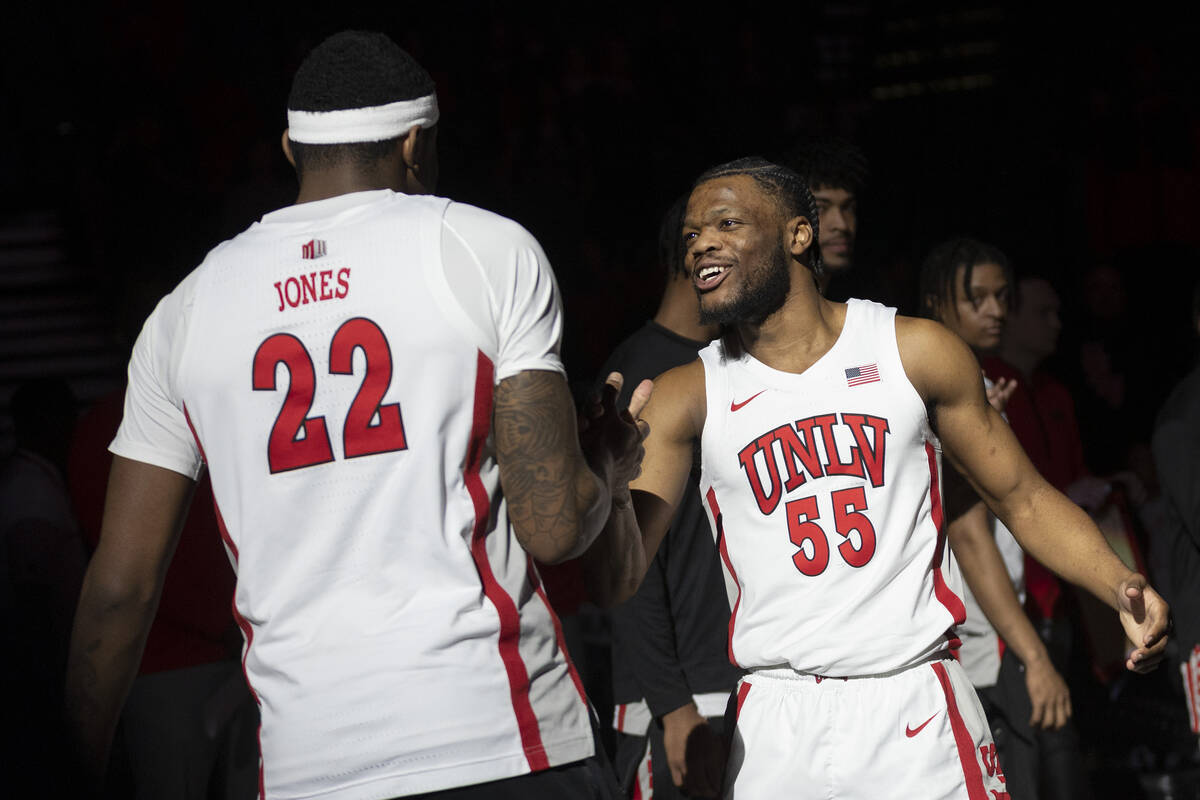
[724,657,1008,799]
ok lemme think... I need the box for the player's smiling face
[683,175,793,326]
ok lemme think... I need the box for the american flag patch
[302,239,327,259]
[845,363,880,387]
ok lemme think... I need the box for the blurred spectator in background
[0,377,86,795]
[1066,263,1165,493]
[985,276,1144,627]
[1152,280,1200,748]
[780,136,869,300]
[920,239,1078,800]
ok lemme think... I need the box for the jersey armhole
[889,310,940,450]
[421,201,499,362]
[696,347,728,475]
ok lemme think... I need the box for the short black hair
[780,136,869,195]
[919,237,1012,320]
[658,193,690,279]
[287,30,435,175]
[693,157,823,277]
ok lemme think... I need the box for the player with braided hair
[921,236,1079,800]
[597,156,1170,798]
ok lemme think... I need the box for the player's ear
[400,125,421,171]
[281,130,296,168]
[400,125,438,195]
[787,216,814,258]
[923,294,937,317]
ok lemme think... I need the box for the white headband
[287,93,439,144]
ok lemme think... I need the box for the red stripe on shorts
[464,352,549,770]
[735,681,752,720]
[932,661,987,800]
[706,486,742,668]
[925,442,966,625]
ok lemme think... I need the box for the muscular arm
[65,456,195,780]
[494,370,611,565]
[586,361,704,606]
[899,317,1168,671]
[948,501,1070,728]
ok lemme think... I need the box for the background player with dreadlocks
[920,237,1082,800]
[596,156,1169,798]
[65,31,647,799]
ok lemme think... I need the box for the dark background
[1,1,1197,422]
[2,3,1199,793]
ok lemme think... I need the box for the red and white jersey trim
[698,299,963,676]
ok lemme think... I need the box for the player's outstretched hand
[1116,574,1170,673]
[984,373,1017,413]
[1024,655,1071,730]
[580,372,652,490]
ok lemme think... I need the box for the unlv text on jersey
[737,412,890,516]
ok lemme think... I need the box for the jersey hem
[273,734,595,800]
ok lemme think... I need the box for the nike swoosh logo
[730,390,766,412]
[905,713,938,737]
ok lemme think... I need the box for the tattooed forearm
[494,371,603,562]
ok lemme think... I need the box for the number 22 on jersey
[252,317,407,473]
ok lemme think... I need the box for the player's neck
[653,275,718,343]
[294,167,411,205]
[738,280,845,374]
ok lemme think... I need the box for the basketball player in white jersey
[597,157,1169,799]
[65,31,649,799]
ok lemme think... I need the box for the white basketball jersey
[698,299,964,676]
[111,190,593,799]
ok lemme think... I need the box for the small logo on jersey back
[730,390,766,412]
[905,712,938,737]
[302,239,327,259]
[845,363,880,387]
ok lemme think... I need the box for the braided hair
[693,157,823,277]
[918,237,1012,321]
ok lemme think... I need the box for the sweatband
[287,93,439,144]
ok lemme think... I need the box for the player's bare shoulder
[643,358,707,445]
[893,313,981,405]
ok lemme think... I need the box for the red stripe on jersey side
[182,403,260,792]
[925,442,966,626]
[616,703,627,732]
[464,351,549,771]
[734,681,752,720]
[528,557,589,706]
[932,661,988,800]
[706,487,742,668]
[182,404,239,561]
